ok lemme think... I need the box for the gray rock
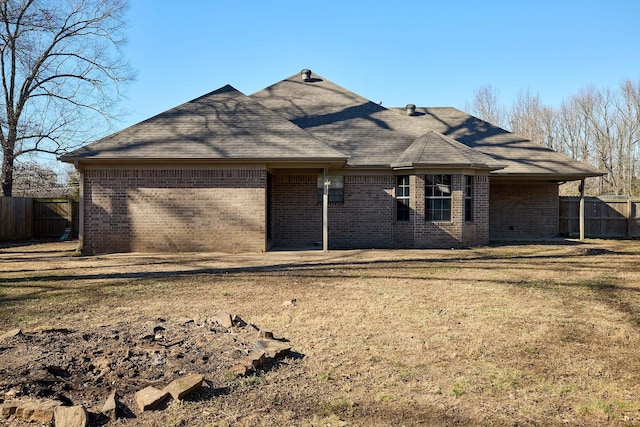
[163,373,204,400]
[229,364,249,376]
[255,340,291,359]
[240,350,267,368]
[0,328,22,341]
[54,405,88,427]
[100,391,118,421]
[135,386,170,412]
[210,311,233,328]
[15,399,62,423]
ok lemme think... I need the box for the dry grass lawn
[1,239,640,426]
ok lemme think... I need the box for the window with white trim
[425,174,451,221]
[464,175,473,222]
[396,175,410,221]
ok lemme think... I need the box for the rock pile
[0,312,293,426]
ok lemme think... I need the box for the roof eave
[389,162,504,171]
[490,171,607,181]
[60,156,349,167]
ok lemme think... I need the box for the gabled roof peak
[61,81,347,163]
[392,130,504,170]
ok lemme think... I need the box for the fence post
[67,199,73,233]
[628,197,633,239]
[579,179,585,240]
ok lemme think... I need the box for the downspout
[579,179,585,241]
[323,168,329,252]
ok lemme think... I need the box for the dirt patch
[0,313,295,425]
[2,319,242,404]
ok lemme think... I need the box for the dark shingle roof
[393,130,504,169]
[60,69,605,180]
[61,85,347,163]
[397,107,605,179]
[250,72,499,170]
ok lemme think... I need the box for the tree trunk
[1,148,14,196]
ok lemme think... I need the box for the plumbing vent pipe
[301,69,312,81]
[405,104,416,116]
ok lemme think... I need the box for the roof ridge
[415,130,431,161]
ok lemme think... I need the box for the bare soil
[1,239,640,426]
[0,316,271,424]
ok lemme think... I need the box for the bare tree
[468,79,640,196]
[12,160,56,196]
[558,97,590,163]
[561,85,638,195]
[465,84,506,128]
[0,0,131,196]
[616,80,640,196]
[508,88,558,149]
[509,88,542,142]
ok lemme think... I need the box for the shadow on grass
[2,241,640,329]
[506,275,640,330]
[0,239,78,251]
[2,242,638,285]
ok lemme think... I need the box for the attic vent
[301,69,312,82]
[405,104,416,116]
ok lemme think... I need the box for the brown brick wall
[464,175,490,246]
[270,175,321,248]
[82,169,498,253]
[83,169,266,254]
[489,181,559,240]
[271,174,397,249]
[330,175,395,249]
[406,174,490,248]
[271,173,490,249]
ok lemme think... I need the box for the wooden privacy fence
[0,197,78,242]
[0,197,33,241]
[33,198,79,239]
[560,196,640,238]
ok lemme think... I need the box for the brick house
[60,70,603,254]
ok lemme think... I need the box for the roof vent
[405,104,416,116]
[301,69,312,82]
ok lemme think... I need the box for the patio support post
[579,179,585,240]
[323,167,329,252]
[77,165,84,253]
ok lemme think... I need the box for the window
[425,174,451,221]
[317,175,344,204]
[396,175,410,221]
[464,175,473,222]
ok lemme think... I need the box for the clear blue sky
[119,0,639,129]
